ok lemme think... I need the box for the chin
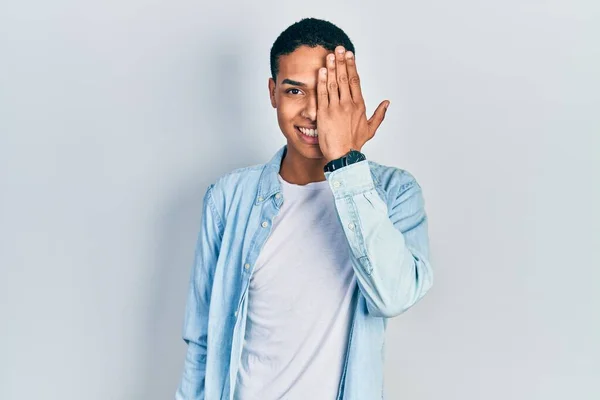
[300,148,324,159]
[285,134,324,160]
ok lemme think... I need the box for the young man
[176,18,433,400]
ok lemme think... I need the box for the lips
[295,126,319,144]
[296,126,318,137]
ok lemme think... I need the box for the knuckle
[328,82,338,91]
[349,75,360,86]
[338,74,348,83]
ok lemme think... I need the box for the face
[268,45,329,160]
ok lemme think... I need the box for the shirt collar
[255,144,287,205]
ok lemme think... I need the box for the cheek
[277,99,301,123]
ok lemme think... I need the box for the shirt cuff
[324,160,375,198]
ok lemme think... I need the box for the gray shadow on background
[136,40,266,399]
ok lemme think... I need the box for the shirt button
[261,221,268,228]
[348,222,355,230]
[275,193,281,199]
[244,263,250,270]
[234,311,238,317]
[333,181,341,188]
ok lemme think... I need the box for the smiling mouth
[296,126,318,137]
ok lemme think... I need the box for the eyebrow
[281,78,307,87]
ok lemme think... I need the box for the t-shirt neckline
[277,173,329,191]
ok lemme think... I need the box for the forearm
[325,160,433,318]
[176,275,210,400]
[176,341,206,400]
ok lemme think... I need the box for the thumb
[367,100,390,134]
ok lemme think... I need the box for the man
[176,17,433,400]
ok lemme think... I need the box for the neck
[279,145,328,185]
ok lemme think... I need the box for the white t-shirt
[234,173,358,400]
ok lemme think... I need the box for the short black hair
[270,18,355,81]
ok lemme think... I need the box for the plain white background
[1,1,598,399]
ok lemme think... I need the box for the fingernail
[385,102,390,110]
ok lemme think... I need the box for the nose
[302,93,317,122]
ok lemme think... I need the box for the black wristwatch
[323,149,367,173]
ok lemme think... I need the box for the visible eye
[285,88,303,95]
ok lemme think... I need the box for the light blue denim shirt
[176,144,433,400]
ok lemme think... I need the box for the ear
[268,77,277,108]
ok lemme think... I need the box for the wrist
[323,148,366,173]
[325,146,361,162]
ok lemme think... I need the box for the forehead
[277,45,329,84]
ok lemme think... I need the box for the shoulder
[204,162,267,218]
[213,163,265,191]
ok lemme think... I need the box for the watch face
[324,150,365,172]
[348,150,365,162]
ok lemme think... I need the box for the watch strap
[323,149,366,173]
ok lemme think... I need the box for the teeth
[298,127,318,137]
